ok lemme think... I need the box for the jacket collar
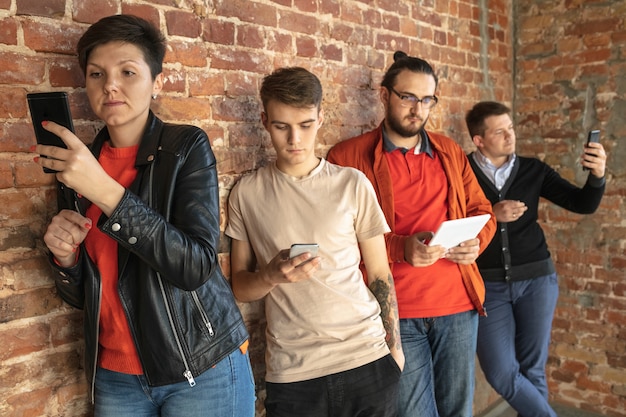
[90,111,164,167]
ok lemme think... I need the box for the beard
[386,109,428,138]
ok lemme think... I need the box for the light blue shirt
[471,151,516,190]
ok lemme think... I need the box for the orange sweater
[84,142,143,374]
[327,124,496,315]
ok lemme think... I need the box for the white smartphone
[289,243,319,259]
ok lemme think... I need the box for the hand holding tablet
[428,214,491,250]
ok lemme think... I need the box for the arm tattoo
[369,273,401,352]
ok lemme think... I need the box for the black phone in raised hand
[27,92,75,173]
[583,129,600,171]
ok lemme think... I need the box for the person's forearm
[369,273,402,355]
[231,269,276,302]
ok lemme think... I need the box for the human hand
[445,237,480,265]
[261,249,321,286]
[33,121,125,216]
[391,348,405,372]
[43,209,92,267]
[493,200,528,223]
[582,141,607,178]
[404,231,446,267]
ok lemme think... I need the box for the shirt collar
[382,127,434,158]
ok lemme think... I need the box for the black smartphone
[27,92,75,173]
[583,129,600,171]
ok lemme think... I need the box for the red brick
[161,67,186,94]
[0,17,17,45]
[5,387,51,417]
[237,25,265,49]
[228,123,266,148]
[153,96,212,122]
[166,10,202,38]
[319,0,340,15]
[294,0,317,13]
[215,0,277,27]
[72,0,117,24]
[121,3,161,27]
[381,14,400,32]
[164,40,207,67]
[0,287,64,323]
[212,95,258,123]
[22,20,84,55]
[364,9,383,29]
[16,0,64,17]
[209,47,273,74]
[267,31,293,54]
[0,52,46,85]
[279,10,319,35]
[215,149,260,175]
[0,322,49,361]
[49,57,84,88]
[188,70,225,97]
[224,72,258,97]
[321,43,342,61]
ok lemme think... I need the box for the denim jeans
[94,348,255,417]
[397,310,478,417]
[476,273,559,417]
[265,354,401,417]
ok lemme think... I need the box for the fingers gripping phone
[583,129,600,171]
[27,92,75,173]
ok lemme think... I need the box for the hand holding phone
[583,129,600,171]
[27,92,75,173]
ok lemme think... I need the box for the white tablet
[428,214,491,249]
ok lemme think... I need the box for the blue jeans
[398,310,478,417]
[94,349,255,417]
[476,274,559,417]
[265,354,401,417]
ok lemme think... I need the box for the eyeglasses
[389,87,438,109]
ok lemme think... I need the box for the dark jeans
[476,273,559,417]
[265,354,401,417]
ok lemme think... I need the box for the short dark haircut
[77,14,166,79]
[465,101,511,138]
[381,51,439,90]
[260,67,323,112]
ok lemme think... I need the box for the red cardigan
[327,124,495,315]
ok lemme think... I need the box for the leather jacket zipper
[192,291,214,337]
[148,161,195,387]
[157,272,196,387]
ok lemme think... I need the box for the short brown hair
[77,14,166,79]
[260,67,323,112]
[465,101,511,138]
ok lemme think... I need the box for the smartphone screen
[583,130,600,171]
[27,92,75,173]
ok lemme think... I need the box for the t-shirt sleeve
[353,171,391,241]
[225,180,249,242]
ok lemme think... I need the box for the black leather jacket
[49,112,248,401]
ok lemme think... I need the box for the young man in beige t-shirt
[226,67,404,417]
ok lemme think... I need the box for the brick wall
[9,0,622,416]
[514,1,626,415]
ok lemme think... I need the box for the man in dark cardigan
[465,101,607,417]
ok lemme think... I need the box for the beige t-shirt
[226,159,391,383]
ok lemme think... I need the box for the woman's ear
[153,73,164,96]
